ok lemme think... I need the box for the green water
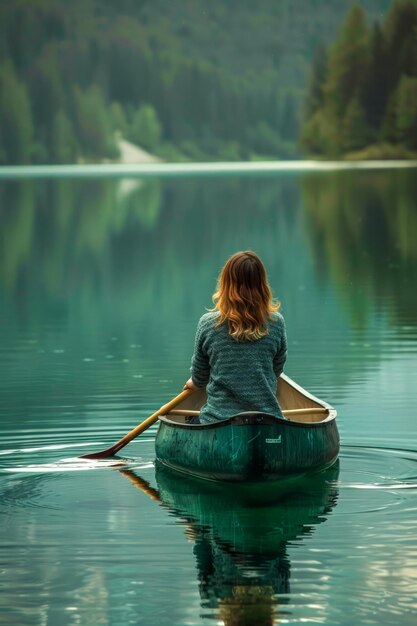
[0,167,416,625]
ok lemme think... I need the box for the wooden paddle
[80,389,193,459]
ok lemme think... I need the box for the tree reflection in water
[1,170,415,330]
[302,169,417,327]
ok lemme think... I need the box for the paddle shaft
[80,389,193,459]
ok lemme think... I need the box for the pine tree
[384,0,417,91]
[73,85,117,159]
[0,61,33,164]
[300,109,340,156]
[395,75,417,149]
[362,22,388,132]
[51,110,78,163]
[130,104,162,151]
[324,5,370,120]
[381,91,399,143]
[342,94,370,152]
[301,1,417,157]
[280,92,299,142]
[304,42,328,118]
[29,44,64,134]
[110,102,128,135]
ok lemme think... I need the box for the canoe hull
[155,413,340,482]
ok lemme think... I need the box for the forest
[2,0,414,165]
[302,0,417,158]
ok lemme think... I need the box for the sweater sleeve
[190,318,210,388]
[273,315,288,377]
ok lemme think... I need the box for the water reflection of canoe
[155,374,339,482]
[155,462,340,553]
[121,463,339,624]
[154,463,339,622]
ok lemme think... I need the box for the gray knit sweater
[190,311,287,424]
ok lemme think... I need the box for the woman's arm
[273,316,288,377]
[185,318,210,389]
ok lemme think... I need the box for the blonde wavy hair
[212,251,280,341]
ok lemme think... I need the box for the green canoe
[155,374,339,482]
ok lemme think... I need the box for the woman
[184,251,287,424]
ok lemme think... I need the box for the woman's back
[191,310,287,423]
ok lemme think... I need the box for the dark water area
[0,167,416,625]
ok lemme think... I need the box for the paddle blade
[79,445,119,460]
[78,389,193,460]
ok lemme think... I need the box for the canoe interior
[166,374,336,424]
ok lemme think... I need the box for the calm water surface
[0,168,416,625]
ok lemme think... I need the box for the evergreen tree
[246,121,281,155]
[280,92,299,142]
[304,42,328,118]
[104,16,151,106]
[342,94,370,152]
[110,102,128,135]
[324,5,369,120]
[51,110,78,163]
[29,44,64,133]
[300,111,323,155]
[395,75,417,149]
[301,109,339,156]
[301,1,417,158]
[73,85,118,159]
[0,61,33,164]
[384,0,417,90]
[130,104,162,151]
[381,91,399,143]
[362,22,388,132]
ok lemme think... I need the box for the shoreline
[1,159,417,180]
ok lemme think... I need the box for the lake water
[0,166,416,625]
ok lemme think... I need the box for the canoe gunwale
[279,373,335,410]
[158,409,337,430]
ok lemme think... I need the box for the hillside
[0,0,392,164]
